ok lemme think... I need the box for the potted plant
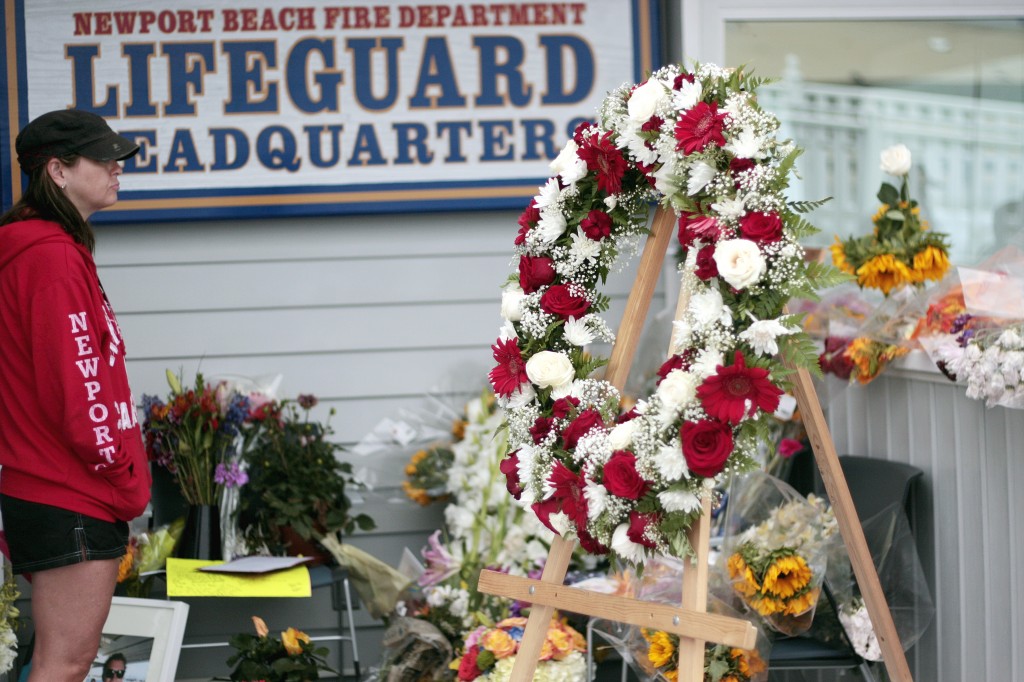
[227,616,332,682]
[235,395,375,559]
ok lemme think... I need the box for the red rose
[561,409,604,450]
[656,353,690,385]
[499,451,524,499]
[739,211,784,243]
[730,156,755,182]
[577,528,610,555]
[518,255,556,293]
[673,72,695,89]
[530,416,554,444]
[602,450,649,500]
[552,396,580,419]
[695,244,719,280]
[627,510,660,548]
[580,209,612,241]
[516,199,540,245]
[540,284,591,320]
[457,647,482,681]
[680,418,734,477]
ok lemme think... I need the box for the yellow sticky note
[166,558,312,598]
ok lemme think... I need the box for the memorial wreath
[489,63,841,567]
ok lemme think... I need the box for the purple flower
[418,530,460,587]
[214,461,249,488]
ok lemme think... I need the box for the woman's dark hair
[0,155,96,252]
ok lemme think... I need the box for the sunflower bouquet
[831,144,951,296]
[641,629,767,682]
[719,473,838,635]
[402,444,455,506]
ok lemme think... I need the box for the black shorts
[0,495,128,575]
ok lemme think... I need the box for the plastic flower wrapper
[715,472,839,635]
[915,247,1024,407]
[352,381,482,489]
[117,518,185,597]
[319,538,411,621]
[371,615,454,682]
[452,614,587,682]
[589,557,769,682]
[825,502,935,661]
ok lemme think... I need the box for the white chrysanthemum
[998,328,1023,350]
[653,161,682,198]
[604,195,618,210]
[498,320,518,342]
[536,209,568,243]
[693,349,725,378]
[500,382,536,409]
[551,380,577,400]
[534,177,562,209]
[673,79,703,110]
[740,317,798,356]
[658,488,702,513]
[653,443,689,482]
[549,139,579,176]
[444,505,476,539]
[671,318,693,352]
[714,239,766,290]
[687,160,717,196]
[564,316,596,346]
[611,523,647,564]
[548,511,572,536]
[569,230,602,266]
[501,284,526,322]
[561,157,589,186]
[656,369,698,412]
[710,195,747,221]
[689,288,732,328]
[584,480,609,520]
[725,126,767,160]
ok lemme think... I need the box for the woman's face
[60,157,124,220]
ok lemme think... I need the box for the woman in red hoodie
[0,110,151,682]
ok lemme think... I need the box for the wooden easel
[478,206,914,681]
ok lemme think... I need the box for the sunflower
[751,594,784,616]
[727,553,761,597]
[829,239,855,275]
[912,245,950,282]
[731,647,767,677]
[761,554,812,598]
[782,588,820,616]
[856,253,913,295]
[643,629,678,669]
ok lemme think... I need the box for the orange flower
[251,616,269,638]
[281,627,310,655]
[482,628,517,659]
[829,239,855,275]
[856,253,913,295]
[116,550,135,583]
[912,245,950,282]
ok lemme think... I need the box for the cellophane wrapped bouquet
[717,472,839,635]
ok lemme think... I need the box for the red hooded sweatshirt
[0,218,150,522]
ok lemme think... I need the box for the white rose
[656,369,698,412]
[879,144,912,176]
[500,382,536,409]
[500,284,525,322]
[714,239,766,290]
[526,350,575,389]
[608,420,636,450]
[627,78,668,122]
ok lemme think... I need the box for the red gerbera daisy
[674,101,728,155]
[577,130,628,195]
[532,461,589,532]
[488,337,528,397]
[697,351,783,423]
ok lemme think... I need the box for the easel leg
[676,496,712,680]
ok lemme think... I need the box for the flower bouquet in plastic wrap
[453,615,587,682]
[826,502,935,661]
[716,472,839,635]
[589,556,769,682]
[912,246,1024,408]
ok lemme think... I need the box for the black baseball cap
[16,109,139,172]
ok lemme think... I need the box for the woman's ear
[45,158,65,187]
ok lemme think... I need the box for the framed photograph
[87,597,189,682]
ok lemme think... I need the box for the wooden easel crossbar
[478,206,913,682]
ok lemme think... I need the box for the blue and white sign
[1,0,661,221]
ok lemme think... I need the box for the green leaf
[787,196,832,214]
[877,182,899,206]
